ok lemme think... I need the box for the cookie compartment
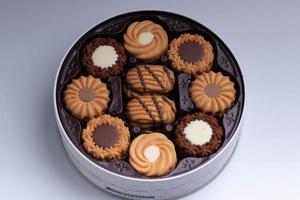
[56,11,244,178]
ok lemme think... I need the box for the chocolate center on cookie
[79,88,95,102]
[92,124,119,148]
[179,41,203,63]
[204,84,221,97]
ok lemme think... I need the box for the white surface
[184,120,213,145]
[92,45,118,68]
[138,32,154,45]
[143,145,160,163]
[1,0,300,199]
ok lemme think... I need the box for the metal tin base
[56,119,241,200]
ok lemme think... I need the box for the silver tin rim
[53,10,245,183]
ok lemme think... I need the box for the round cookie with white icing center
[183,119,213,146]
[81,37,127,80]
[175,112,224,157]
[92,45,118,68]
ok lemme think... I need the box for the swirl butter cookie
[82,115,130,160]
[124,20,168,61]
[127,95,176,128]
[168,33,214,75]
[129,132,177,177]
[175,112,223,157]
[81,38,126,79]
[190,71,236,114]
[63,75,110,119]
[126,64,175,94]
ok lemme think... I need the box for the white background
[1,0,300,199]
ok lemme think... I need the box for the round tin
[54,11,245,200]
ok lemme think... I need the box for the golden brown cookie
[124,20,168,61]
[81,38,127,80]
[63,75,110,119]
[168,33,214,75]
[190,71,236,114]
[129,132,177,177]
[126,65,175,94]
[127,95,176,128]
[123,84,146,98]
[81,115,130,160]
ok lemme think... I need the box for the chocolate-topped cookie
[179,41,204,63]
[168,33,214,75]
[81,115,130,160]
[92,124,119,148]
[81,38,127,79]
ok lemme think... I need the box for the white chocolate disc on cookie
[183,120,213,145]
[92,45,118,68]
[138,32,154,45]
[143,145,160,162]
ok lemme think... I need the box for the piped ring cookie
[168,33,214,75]
[124,20,168,61]
[129,132,177,177]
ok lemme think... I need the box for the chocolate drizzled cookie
[126,65,175,96]
[127,95,176,128]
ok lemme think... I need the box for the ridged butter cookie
[190,71,236,114]
[63,75,110,119]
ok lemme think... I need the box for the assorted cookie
[175,112,223,157]
[168,33,214,75]
[124,20,168,61]
[127,95,176,128]
[126,64,175,94]
[129,133,177,177]
[63,75,110,119]
[190,71,236,114]
[81,115,130,160]
[81,37,127,80]
[60,18,239,177]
